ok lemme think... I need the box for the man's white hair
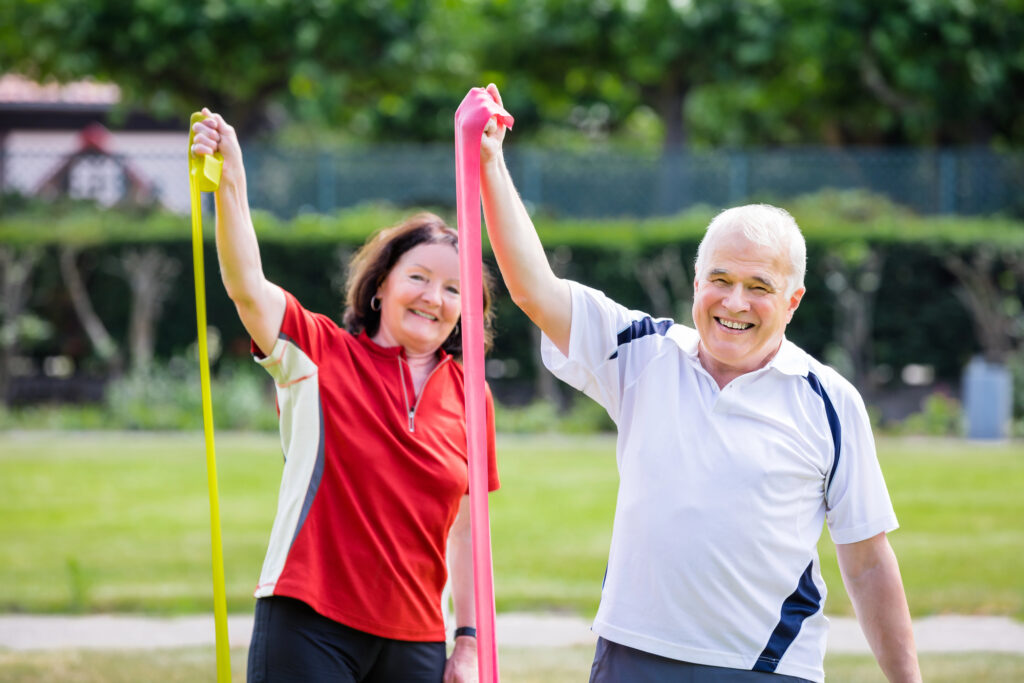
[694,204,806,297]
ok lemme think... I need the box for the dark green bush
[3,190,1024,416]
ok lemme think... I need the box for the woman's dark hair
[343,212,495,357]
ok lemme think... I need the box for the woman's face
[373,242,461,356]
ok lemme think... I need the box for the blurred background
[1,0,1023,438]
[1,2,1023,681]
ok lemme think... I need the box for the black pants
[247,596,447,683]
[590,637,814,683]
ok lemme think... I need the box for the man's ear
[786,287,806,321]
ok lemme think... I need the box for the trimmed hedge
[2,190,1023,412]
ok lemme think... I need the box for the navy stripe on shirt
[609,317,673,359]
[804,371,842,497]
[750,373,840,672]
[752,561,823,673]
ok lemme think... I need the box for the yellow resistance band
[187,112,230,683]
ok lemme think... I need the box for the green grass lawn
[0,647,1022,682]
[0,431,1022,621]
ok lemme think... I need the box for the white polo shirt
[541,281,898,683]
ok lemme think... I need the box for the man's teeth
[412,310,438,321]
[718,318,752,330]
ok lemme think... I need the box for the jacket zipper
[397,356,451,433]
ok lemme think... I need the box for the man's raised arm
[478,84,572,356]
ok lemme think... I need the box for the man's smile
[715,317,754,331]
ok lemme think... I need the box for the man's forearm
[838,536,922,682]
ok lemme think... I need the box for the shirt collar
[356,330,450,362]
[677,325,701,357]
[682,330,808,379]
[765,337,809,377]
[357,330,402,357]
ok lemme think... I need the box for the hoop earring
[452,321,460,337]
[370,296,381,311]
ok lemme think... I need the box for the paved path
[1,613,1023,653]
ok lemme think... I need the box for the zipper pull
[408,409,415,432]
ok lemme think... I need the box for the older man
[477,84,921,683]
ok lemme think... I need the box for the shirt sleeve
[251,288,336,385]
[824,375,900,544]
[540,280,663,423]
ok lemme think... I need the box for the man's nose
[723,284,750,311]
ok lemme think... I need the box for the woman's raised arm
[191,109,285,355]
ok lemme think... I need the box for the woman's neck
[371,330,436,361]
[403,349,439,395]
[368,330,441,393]
[404,349,437,369]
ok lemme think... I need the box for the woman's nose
[420,282,442,304]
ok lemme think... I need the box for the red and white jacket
[252,289,499,641]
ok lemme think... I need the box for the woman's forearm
[213,176,266,306]
[193,110,284,351]
[448,495,476,631]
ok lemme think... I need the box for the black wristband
[454,626,477,639]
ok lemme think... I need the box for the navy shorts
[589,637,814,683]
[247,596,447,683]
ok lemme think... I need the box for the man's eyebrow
[708,268,777,289]
[751,275,777,289]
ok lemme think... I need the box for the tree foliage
[1,0,1023,146]
[1,0,435,135]
[478,0,1024,149]
[743,0,1024,146]
[476,0,784,150]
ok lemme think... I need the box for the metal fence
[4,142,1023,219]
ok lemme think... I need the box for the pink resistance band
[454,87,514,683]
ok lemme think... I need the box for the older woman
[191,109,499,683]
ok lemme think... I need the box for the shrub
[494,397,615,434]
[0,403,108,430]
[105,359,279,431]
[898,392,963,437]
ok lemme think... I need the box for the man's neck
[697,342,781,389]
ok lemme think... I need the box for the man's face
[691,230,804,384]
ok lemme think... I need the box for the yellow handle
[188,110,231,683]
[188,111,224,192]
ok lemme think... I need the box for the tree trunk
[121,248,181,374]
[944,248,1018,364]
[0,130,7,192]
[0,247,41,403]
[649,79,690,214]
[825,247,884,391]
[654,80,689,153]
[635,247,693,325]
[58,246,123,374]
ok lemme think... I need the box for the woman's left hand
[443,636,478,683]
